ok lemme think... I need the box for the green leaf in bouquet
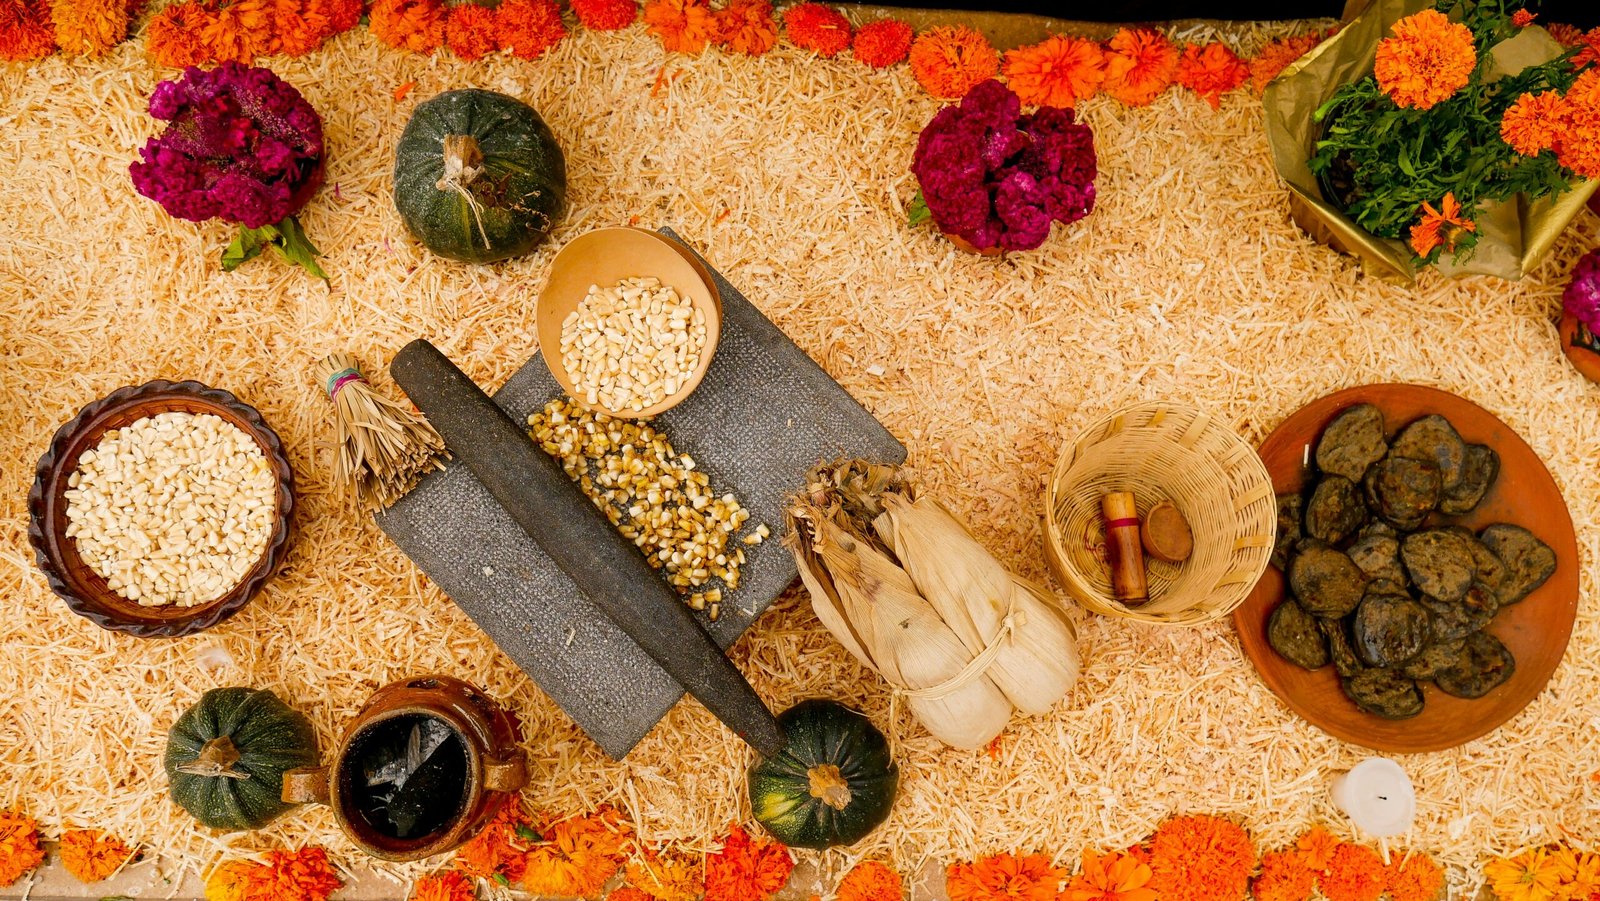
[222,225,273,272]
[906,189,932,228]
[268,215,329,280]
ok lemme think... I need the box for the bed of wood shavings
[2,9,1598,898]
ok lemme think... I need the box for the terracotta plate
[1234,384,1578,752]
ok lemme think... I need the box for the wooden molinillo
[389,339,784,756]
[1100,491,1148,606]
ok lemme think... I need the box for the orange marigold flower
[1250,33,1321,92]
[206,860,264,901]
[59,829,136,883]
[1373,9,1476,110]
[1559,851,1600,901]
[496,0,565,59]
[1512,9,1536,27]
[1544,22,1583,46]
[1296,826,1341,872]
[369,0,446,53]
[838,860,904,901]
[626,848,703,901]
[716,0,777,56]
[200,0,277,62]
[1003,35,1105,108]
[273,0,338,56]
[703,824,794,901]
[1253,850,1315,901]
[1320,843,1388,901]
[412,871,475,901]
[947,852,1065,901]
[446,2,498,59]
[1386,852,1444,901]
[326,0,361,32]
[1176,42,1249,109]
[206,848,342,901]
[1063,849,1156,901]
[571,0,637,31]
[644,0,716,54]
[1408,192,1476,258]
[1102,28,1179,106]
[51,0,129,55]
[1501,90,1567,156]
[1,0,58,61]
[456,802,537,884]
[0,812,45,887]
[784,2,850,58]
[522,808,631,899]
[1485,848,1577,901]
[611,890,656,901]
[909,24,998,99]
[852,18,910,68]
[1147,815,1256,901]
[1572,28,1600,69]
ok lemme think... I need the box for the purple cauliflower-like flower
[1566,249,1600,332]
[910,79,1097,252]
[130,63,323,229]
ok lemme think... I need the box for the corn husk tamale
[787,460,1080,748]
[790,505,1012,750]
[875,493,1080,716]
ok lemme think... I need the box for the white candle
[1330,757,1416,837]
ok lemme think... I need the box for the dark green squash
[747,699,898,849]
[393,88,567,264]
[164,687,318,832]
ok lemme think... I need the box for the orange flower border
[5,1,1511,114]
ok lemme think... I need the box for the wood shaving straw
[1,14,1598,898]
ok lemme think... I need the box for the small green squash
[164,687,318,832]
[393,88,568,264]
[747,699,898,849]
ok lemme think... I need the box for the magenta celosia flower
[911,79,1097,252]
[1566,249,1600,331]
[131,63,323,229]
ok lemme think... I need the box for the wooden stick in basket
[1101,491,1148,606]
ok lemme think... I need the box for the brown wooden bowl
[27,380,294,638]
[1234,384,1578,753]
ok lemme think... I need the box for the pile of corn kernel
[527,398,768,621]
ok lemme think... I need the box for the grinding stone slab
[376,228,906,759]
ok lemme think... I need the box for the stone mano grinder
[390,339,784,756]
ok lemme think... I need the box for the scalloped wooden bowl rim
[535,227,722,419]
[1233,383,1578,753]
[27,380,294,638]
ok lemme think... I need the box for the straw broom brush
[315,352,447,509]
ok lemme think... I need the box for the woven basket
[1043,402,1276,626]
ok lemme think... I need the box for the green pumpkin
[164,687,318,832]
[747,699,898,849]
[393,88,567,264]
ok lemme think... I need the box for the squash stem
[175,736,251,780]
[806,764,852,811]
[438,135,492,250]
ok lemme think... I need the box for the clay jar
[282,675,526,861]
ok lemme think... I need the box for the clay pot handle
[483,752,527,793]
[281,767,331,806]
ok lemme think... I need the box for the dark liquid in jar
[345,713,469,842]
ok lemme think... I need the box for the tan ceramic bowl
[536,227,721,418]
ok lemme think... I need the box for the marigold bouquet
[130,63,327,278]
[1310,0,1597,268]
[909,79,1097,253]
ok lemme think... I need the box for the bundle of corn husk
[786,460,1080,749]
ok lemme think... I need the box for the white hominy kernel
[63,412,276,608]
[560,276,707,411]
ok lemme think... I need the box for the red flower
[1102,28,1179,106]
[785,2,851,57]
[852,18,911,68]
[644,0,716,54]
[1511,9,1536,27]
[496,0,566,59]
[1176,42,1249,108]
[571,0,636,30]
[2,0,58,60]
[446,2,498,60]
